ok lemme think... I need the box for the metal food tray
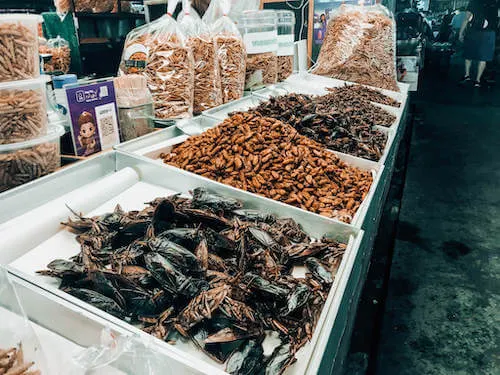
[201,95,396,165]
[298,71,410,99]
[113,127,383,228]
[115,117,220,158]
[202,96,265,121]
[253,76,406,130]
[4,273,186,374]
[0,151,365,375]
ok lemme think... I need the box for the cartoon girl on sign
[77,111,97,156]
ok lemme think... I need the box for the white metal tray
[252,76,405,130]
[202,96,265,121]
[1,151,365,375]
[295,71,409,99]
[113,127,383,228]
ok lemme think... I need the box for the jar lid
[53,74,77,89]
[0,124,65,153]
[0,75,51,90]
[0,14,43,23]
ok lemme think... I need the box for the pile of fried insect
[39,188,346,374]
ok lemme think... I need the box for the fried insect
[40,188,348,375]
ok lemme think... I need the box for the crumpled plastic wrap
[0,267,49,375]
[63,328,171,375]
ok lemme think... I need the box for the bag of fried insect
[0,267,49,375]
[276,10,295,82]
[203,0,246,103]
[47,35,71,74]
[179,0,222,113]
[312,4,399,92]
[63,328,171,375]
[119,0,195,119]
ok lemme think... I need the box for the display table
[0,73,409,375]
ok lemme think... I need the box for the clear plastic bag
[203,0,259,24]
[179,0,222,113]
[312,4,399,92]
[176,1,201,23]
[276,10,295,82]
[0,267,49,375]
[46,35,71,73]
[206,0,245,103]
[119,0,195,119]
[64,328,171,375]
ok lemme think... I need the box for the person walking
[450,8,467,43]
[459,0,497,87]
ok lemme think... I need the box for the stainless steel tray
[298,71,410,98]
[113,126,383,228]
[253,78,405,130]
[202,96,265,121]
[1,151,365,375]
[114,116,220,158]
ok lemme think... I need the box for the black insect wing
[264,343,295,375]
[191,188,243,212]
[226,339,264,375]
[305,257,333,284]
[64,287,126,319]
[279,283,311,317]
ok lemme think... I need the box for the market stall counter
[1,151,365,375]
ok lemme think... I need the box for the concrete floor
[375,68,500,374]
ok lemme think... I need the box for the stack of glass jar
[0,14,64,193]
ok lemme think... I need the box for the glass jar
[239,10,278,89]
[276,10,295,82]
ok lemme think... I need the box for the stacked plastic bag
[119,0,247,118]
[179,0,222,113]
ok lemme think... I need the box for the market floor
[372,68,500,374]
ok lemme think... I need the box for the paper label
[277,34,294,56]
[66,79,120,156]
[243,31,278,54]
[123,43,148,73]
